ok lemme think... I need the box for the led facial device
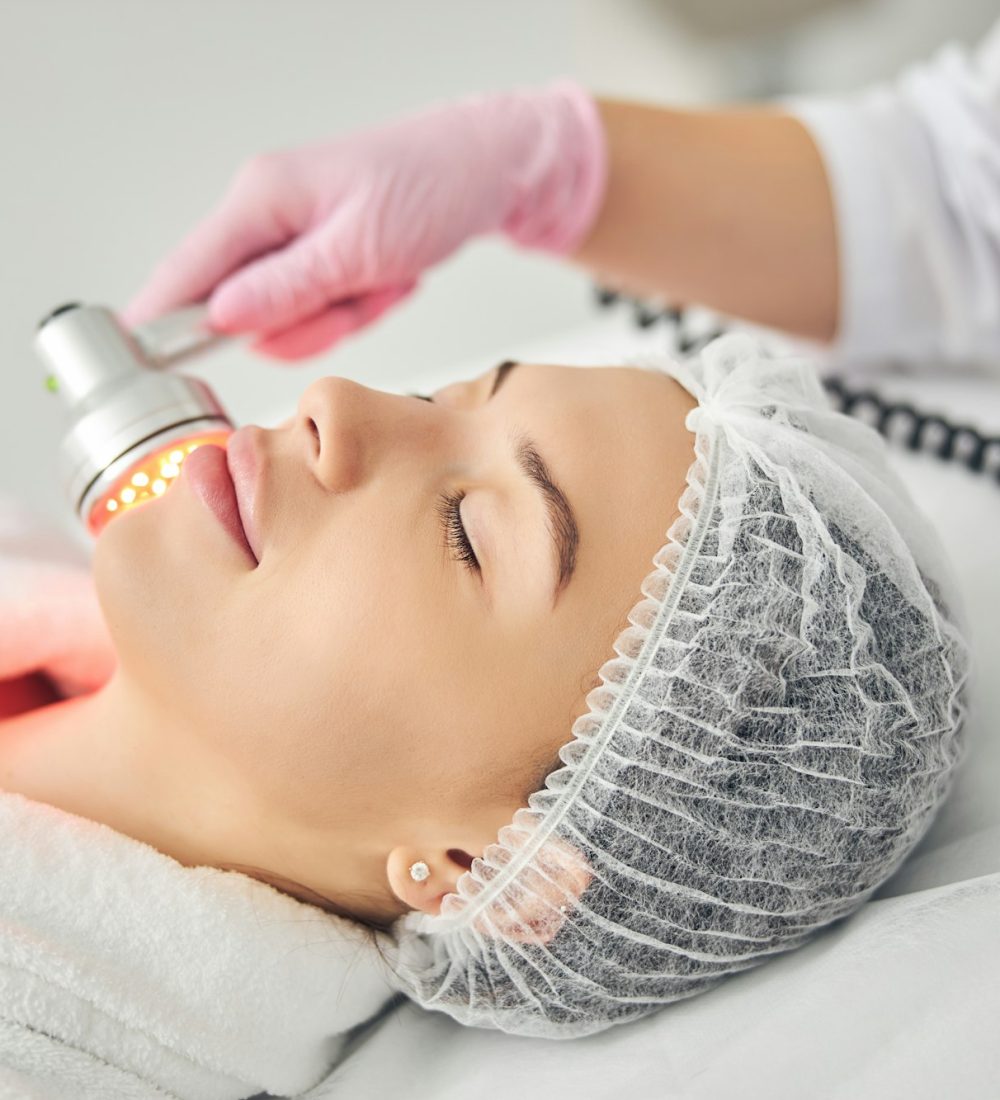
[34,302,235,538]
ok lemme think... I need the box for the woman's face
[94,360,695,922]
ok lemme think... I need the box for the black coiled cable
[593,285,1000,486]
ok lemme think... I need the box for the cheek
[425,624,586,811]
[185,530,437,822]
[91,493,192,686]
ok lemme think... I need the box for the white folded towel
[0,496,400,1099]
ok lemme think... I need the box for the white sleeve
[778,18,1000,368]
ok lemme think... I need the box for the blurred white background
[1,0,997,533]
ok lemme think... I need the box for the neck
[0,673,405,927]
[0,673,234,868]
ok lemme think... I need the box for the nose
[293,375,446,493]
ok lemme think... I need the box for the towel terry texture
[0,496,399,1100]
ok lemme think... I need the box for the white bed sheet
[295,318,1000,1100]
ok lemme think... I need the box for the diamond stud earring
[409,861,430,882]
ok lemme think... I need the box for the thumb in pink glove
[121,79,607,361]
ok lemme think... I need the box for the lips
[225,427,263,565]
[182,440,259,567]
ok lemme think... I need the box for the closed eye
[437,489,481,575]
[406,391,481,576]
[410,363,578,605]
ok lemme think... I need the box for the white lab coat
[781,17,1000,369]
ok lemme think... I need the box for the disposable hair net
[383,333,970,1039]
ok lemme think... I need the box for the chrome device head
[33,302,236,537]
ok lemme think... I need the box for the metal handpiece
[132,303,230,368]
[34,301,237,537]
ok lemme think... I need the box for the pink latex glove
[121,79,607,360]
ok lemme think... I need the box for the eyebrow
[490,358,518,398]
[490,360,580,605]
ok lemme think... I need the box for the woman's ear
[386,832,592,945]
[385,845,473,916]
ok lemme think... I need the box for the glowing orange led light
[87,428,232,537]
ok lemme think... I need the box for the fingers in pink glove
[206,207,384,336]
[250,281,418,361]
[121,80,606,345]
[121,161,306,329]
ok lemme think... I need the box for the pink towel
[0,494,116,700]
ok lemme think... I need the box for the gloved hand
[121,79,607,360]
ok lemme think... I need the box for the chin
[91,484,240,709]
[91,492,182,683]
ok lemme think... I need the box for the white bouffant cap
[383,333,971,1038]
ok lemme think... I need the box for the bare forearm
[571,98,839,343]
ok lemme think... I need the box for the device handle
[131,303,231,368]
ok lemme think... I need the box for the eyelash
[436,489,481,575]
[410,392,481,576]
